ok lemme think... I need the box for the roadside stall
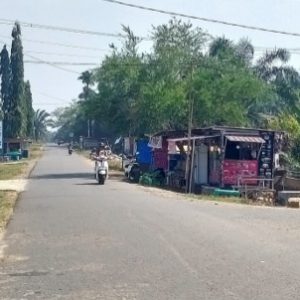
[148,130,186,172]
[166,126,285,194]
[3,138,31,160]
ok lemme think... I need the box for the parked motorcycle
[124,160,141,183]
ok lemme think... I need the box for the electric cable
[0,18,127,38]
[101,0,300,38]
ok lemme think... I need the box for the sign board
[83,138,98,149]
[0,121,2,149]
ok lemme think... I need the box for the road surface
[1,145,300,299]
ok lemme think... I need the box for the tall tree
[10,22,25,138]
[0,45,11,138]
[78,70,95,137]
[24,81,34,138]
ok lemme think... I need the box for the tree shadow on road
[30,172,93,180]
[74,182,100,186]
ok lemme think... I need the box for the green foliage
[33,109,53,141]
[10,22,25,138]
[52,103,87,141]
[268,113,300,162]
[0,23,35,140]
[24,81,34,137]
[192,58,271,127]
[52,18,300,165]
[0,45,11,137]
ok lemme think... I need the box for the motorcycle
[95,157,108,185]
[124,159,141,183]
[68,148,73,155]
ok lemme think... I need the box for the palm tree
[208,37,234,58]
[255,48,300,114]
[78,71,94,89]
[235,38,254,67]
[33,109,53,141]
[209,37,254,67]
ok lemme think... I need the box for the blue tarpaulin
[136,139,152,164]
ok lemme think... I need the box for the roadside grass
[0,143,43,180]
[108,159,122,171]
[187,194,247,205]
[0,190,18,233]
[0,162,28,180]
[29,143,43,160]
[76,149,90,160]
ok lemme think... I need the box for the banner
[0,121,2,149]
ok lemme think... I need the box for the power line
[25,50,104,59]
[101,0,300,38]
[0,34,111,52]
[24,60,99,66]
[0,18,128,39]
[24,53,81,74]
[34,91,70,103]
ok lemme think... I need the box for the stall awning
[226,135,265,143]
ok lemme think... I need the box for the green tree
[33,109,53,141]
[192,58,271,127]
[138,18,207,132]
[255,48,300,115]
[0,45,11,138]
[24,81,34,138]
[90,26,144,136]
[10,22,25,138]
[78,70,95,137]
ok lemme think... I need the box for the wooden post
[189,138,196,193]
[185,63,194,193]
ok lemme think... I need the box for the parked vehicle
[95,157,108,185]
[124,158,141,183]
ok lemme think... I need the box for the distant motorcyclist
[68,143,73,155]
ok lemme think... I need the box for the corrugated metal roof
[167,135,218,142]
[226,135,265,143]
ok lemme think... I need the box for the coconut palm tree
[208,37,235,59]
[209,37,254,67]
[255,48,300,114]
[33,109,53,141]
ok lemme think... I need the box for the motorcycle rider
[68,143,73,155]
[92,149,109,179]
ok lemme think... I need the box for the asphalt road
[1,145,300,299]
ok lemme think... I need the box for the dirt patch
[138,184,248,205]
[0,191,18,233]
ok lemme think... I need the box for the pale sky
[1,0,300,112]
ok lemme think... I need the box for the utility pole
[87,119,91,138]
[185,64,194,193]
